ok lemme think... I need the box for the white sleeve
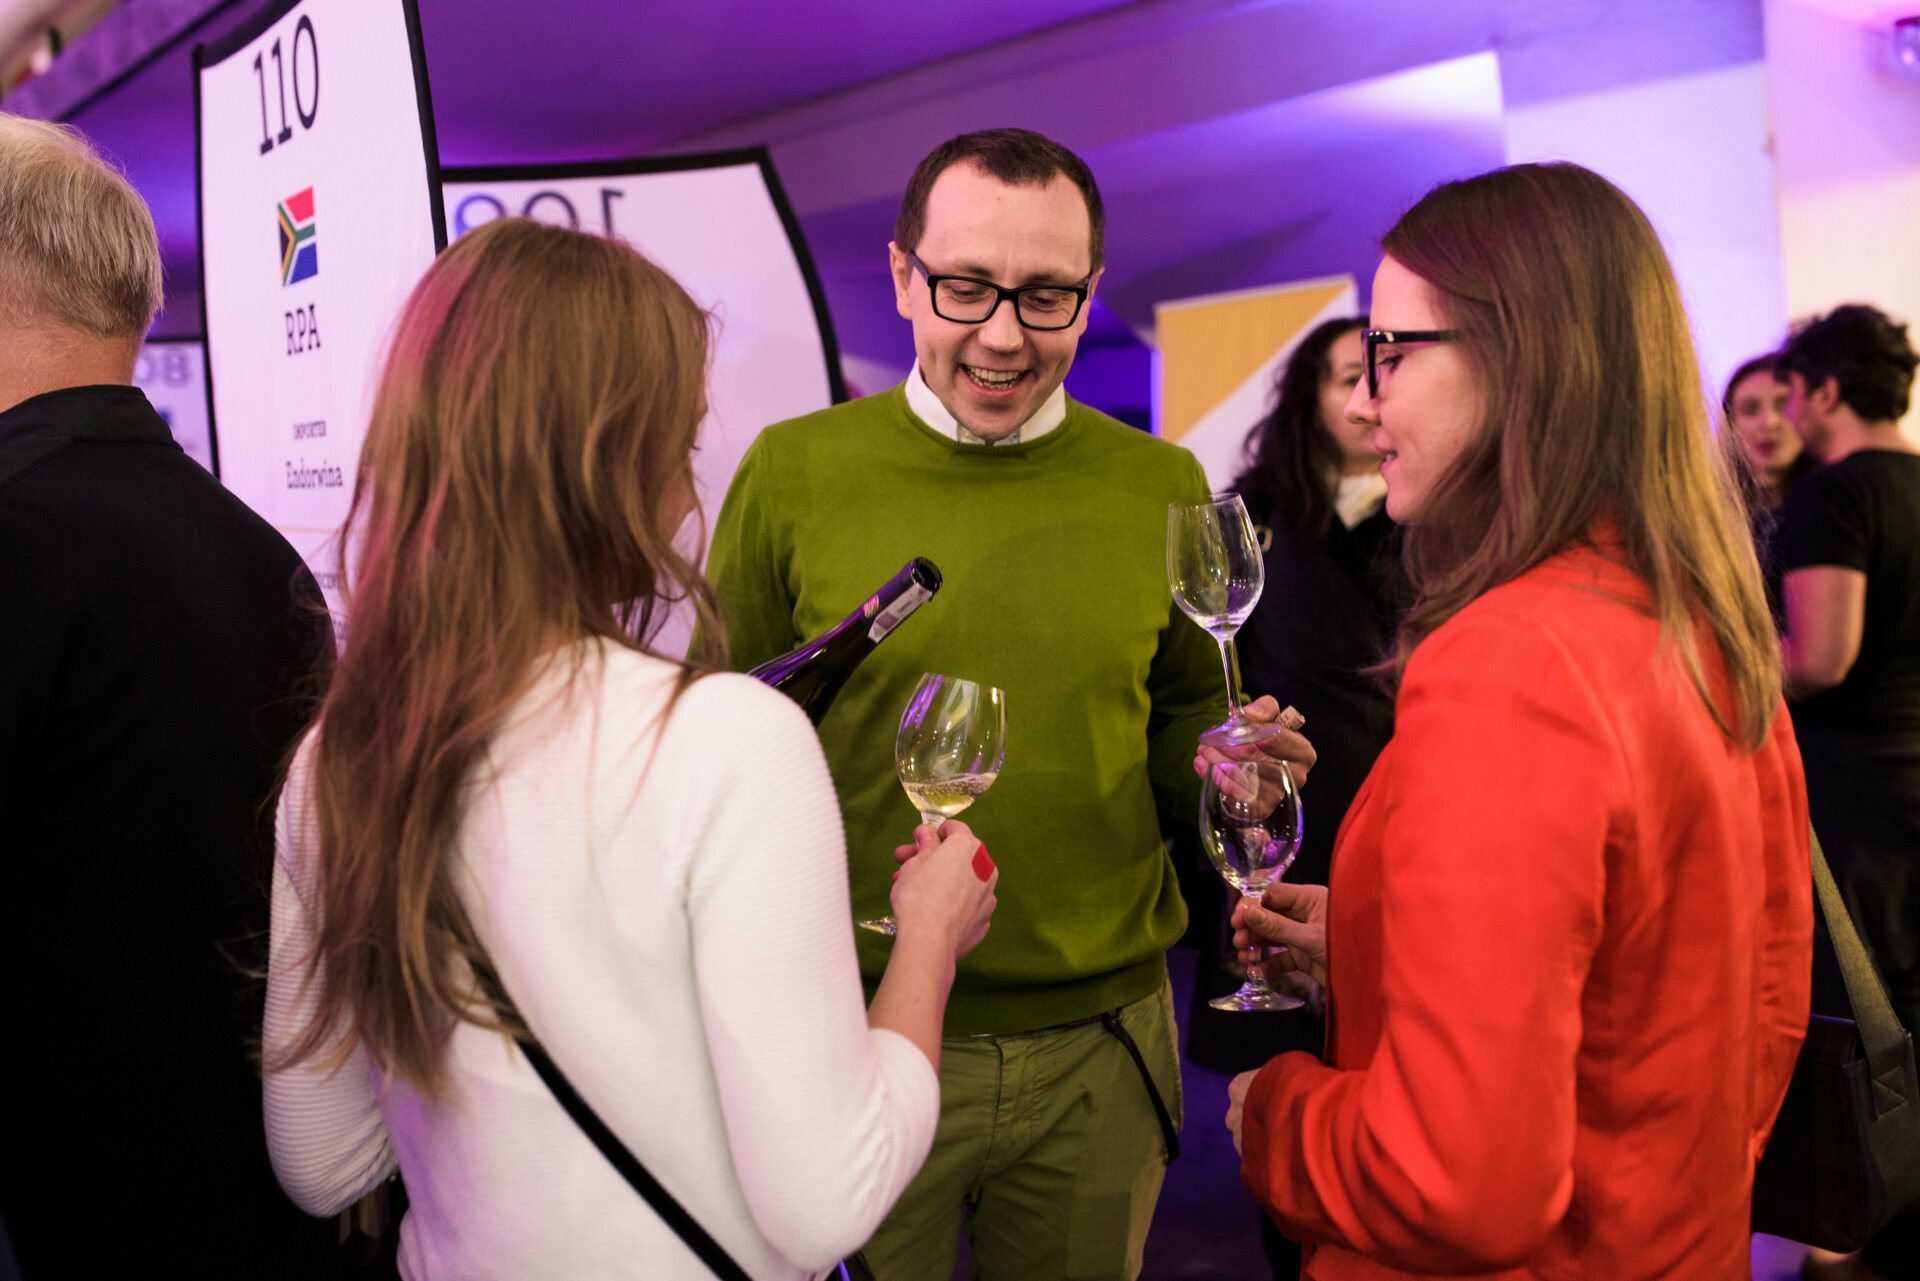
[260,748,399,1216]
[677,679,941,1271]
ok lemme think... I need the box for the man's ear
[889,242,913,321]
[1811,375,1843,415]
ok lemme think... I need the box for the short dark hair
[894,128,1105,272]
[1776,303,1918,423]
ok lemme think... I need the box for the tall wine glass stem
[1239,890,1277,996]
[1216,634,1248,726]
[860,808,961,936]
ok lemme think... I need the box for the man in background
[0,112,336,1278]
[1776,303,1920,1281]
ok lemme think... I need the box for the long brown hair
[273,218,722,1095]
[1382,163,1780,749]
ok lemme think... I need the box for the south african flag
[278,187,318,287]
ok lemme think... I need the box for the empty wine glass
[1201,756,1304,1011]
[857,672,1007,936]
[1167,493,1282,748]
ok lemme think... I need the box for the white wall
[1504,60,1790,404]
[1766,0,1920,434]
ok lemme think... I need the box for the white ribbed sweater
[263,644,939,1280]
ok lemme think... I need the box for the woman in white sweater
[263,217,997,1280]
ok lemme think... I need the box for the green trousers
[861,981,1182,1281]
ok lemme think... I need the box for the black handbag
[473,961,875,1281]
[1751,828,1920,1251]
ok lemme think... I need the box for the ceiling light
[1895,16,1920,78]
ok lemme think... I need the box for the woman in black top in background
[1182,314,1400,1280]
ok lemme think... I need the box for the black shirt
[1779,448,1920,733]
[1238,506,1400,887]
[0,386,335,1278]
[1181,500,1401,1074]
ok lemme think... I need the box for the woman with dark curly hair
[1229,314,1401,900]
[1184,313,1399,1280]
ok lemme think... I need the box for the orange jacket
[1241,541,1811,1279]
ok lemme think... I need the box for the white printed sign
[196,0,442,613]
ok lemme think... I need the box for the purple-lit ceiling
[31,0,1766,422]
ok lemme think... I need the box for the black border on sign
[442,148,847,405]
[192,0,449,482]
[198,0,302,68]
[197,0,299,67]
[407,0,450,253]
[189,37,220,476]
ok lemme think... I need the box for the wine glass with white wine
[1201,756,1304,1011]
[856,672,1007,936]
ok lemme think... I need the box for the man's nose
[977,298,1026,353]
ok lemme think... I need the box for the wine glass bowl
[1167,494,1285,748]
[856,673,1007,936]
[1201,756,1305,1012]
[1166,497,1262,637]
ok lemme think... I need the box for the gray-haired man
[0,112,336,1278]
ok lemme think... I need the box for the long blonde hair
[1383,163,1780,749]
[275,218,722,1095]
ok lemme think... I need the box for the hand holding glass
[1201,757,1304,1011]
[858,673,1007,936]
[1167,494,1282,748]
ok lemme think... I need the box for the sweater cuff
[1239,1049,1339,1218]
[866,1027,942,1169]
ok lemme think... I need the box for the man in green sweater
[706,128,1308,1279]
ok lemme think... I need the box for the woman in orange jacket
[1221,163,1812,1279]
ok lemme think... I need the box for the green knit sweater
[705,386,1225,1034]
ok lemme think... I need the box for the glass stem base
[1198,716,1288,749]
[1212,896,1305,1012]
[1208,981,1304,1012]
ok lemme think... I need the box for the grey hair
[0,112,163,339]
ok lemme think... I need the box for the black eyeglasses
[1362,328,1458,398]
[904,251,1091,331]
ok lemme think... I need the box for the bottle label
[868,582,934,642]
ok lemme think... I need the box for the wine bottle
[749,558,942,725]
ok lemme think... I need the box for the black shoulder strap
[468,962,754,1281]
[1810,825,1913,1119]
[512,1035,755,1281]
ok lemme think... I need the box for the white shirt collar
[1334,472,1388,529]
[905,362,1066,446]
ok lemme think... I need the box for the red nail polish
[972,842,995,882]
